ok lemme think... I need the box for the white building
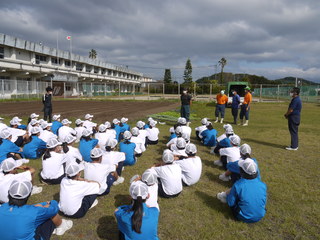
[0,33,152,98]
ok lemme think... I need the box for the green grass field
[5,101,320,240]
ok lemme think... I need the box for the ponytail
[0,138,3,145]
[131,197,144,233]
[105,146,112,152]
[43,148,54,160]
[111,123,115,129]
[27,117,31,124]
[62,142,69,153]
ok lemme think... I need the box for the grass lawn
[4,101,319,240]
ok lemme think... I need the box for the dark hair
[111,123,116,129]
[149,125,153,129]
[27,117,31,124]
[8,194,30,207]
[207,124,213,130]
[0,138,2,145]
[119,122,124,127]
[43,147,55,160]
[91,156,101,162]
[124,140,131,144]
[131,196,146,233]
[291,87,300,95]
[226,133,234,138]
[187,153,196,157]
[240,168,257,180]
[105,146,112,152]
[241,153,251,159]
[80,136,91,142]
[62,142,69,153]
[46,86,53,92]
[177,145,185,150]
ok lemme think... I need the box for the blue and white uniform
[51,121,63,135]
[23,136,47,159]
[119,141,136,166]
[200,129,217,147]
[79,138,98,162]
[0,139,21,162]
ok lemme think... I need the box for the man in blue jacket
[231,90,240,124]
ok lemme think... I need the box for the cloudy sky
[1,0,320,82]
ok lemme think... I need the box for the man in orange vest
[214,90,229,123]
[239,86,252,126]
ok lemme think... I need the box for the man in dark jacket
[43,86,53,122]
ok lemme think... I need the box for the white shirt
[170,145,188,157]
[131,136,146,154]
[9,127,26,143]
[137,129,148,145]
[75,126,86,142]
[84,162,116,195]
[153,163,182,195]
[217,133,227,142]
[219,146,241,163]
[58,126,74,142]
[166,137,177,147]
[39,129,57,143]
[59,177,100,215]
[83,120,97,132]
[0,123,7,132]
[146,184,159,210]
[40,152,67,180]
[65,145,83,164]
[195,125,207,138]
[0,171,32,203]
[176,156,202,186]
[181,125,192,139]
[146,127,159,142]
[95,132,115,149]
[101,151,125,165]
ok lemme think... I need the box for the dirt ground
[0,100,180,122]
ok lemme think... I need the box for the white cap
[0,117,4,120]
[30,113,39,119]
[178,117,187,125]
[64,134,77,144]
[121,117,128,123]
[162,150,174,163]
[61,119,72,125]
[176,137,186,149]
[175,126,183,135]
[13,116,22,122]
[52,114,61,121]
[104,121,111,128]
[82,129,93,137]
[46,138,62,148]
[1,158,21,172]
[66,162,84,177]
[123,131,132,140]
[239,158,257,175]
[40,121,52,129]
[98,124,107,132]
[0,128,12,139]
[9,179,32,199]
[225,127,234,134]
[229,135,241,146]
[30,119,39,126]
[136,121,145,129]
[141,169,157,186]
[10,119,21,126]
[185,144,197,155]
[75,119,84,125]
[223,124,232,130]
[240,144,252,155]
[149,120,157,127]
[220,90,225,95]
[169,127,175,133]
[206,121,212,127]
[38,119,45,125]
[147,117,153,122]
[181,132,190,142]
[30,126,41,135]
[113,118,120,124]
[129,181,149,200]
[131,127,139,136]
[91,148,103,159]
[105,138,118,148]
[201,118,208,125]
[85,114,93,120]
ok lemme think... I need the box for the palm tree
[89,49,97,59]
[218,57,227,84]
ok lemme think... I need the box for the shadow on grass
[241,138,285,149]
[202,159,214,167]
[114,194,131,207]
[52,192,59,202]
[97,215,118,240]
[205,172,231,188]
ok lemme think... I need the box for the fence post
[210,84,212,100]
[133,84,135,100]
[277,85,280,102]
[104,83,106,96]
[118,82,121,97]
[27,81,29,99]
[147,83,150,100]
[163,84,165,98]
[259,84,262,102]
[1,80,4,98]
[15,80,18,99]
[178,83,180,99]
[64,82,66,98]
[193,82,196,100]
[37,81,39,98]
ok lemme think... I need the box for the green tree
[183,58,193,83]
[163,69,172,83]
[218,57,227,84]
[89,49,97,59]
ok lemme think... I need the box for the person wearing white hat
[84,148,118,195]
[79,129,99,162]
[57,119,74,142]
[195,118,208,140]
[168,124,179,141]
[10,116,27,130]
[111,118,122,141]
[115,181,159,240]
[120,117,130,133]
[0,128,23,162]
[0,179,73,239]
[170,137,188,158]
[8,118,28,147]
[83,113,97,133]
[59,162,100,218]
[95,124,115,149]
[166,126,182,148]
[214,90,228,123]
[143,117,153,129]
[74,119,86,143]
[0,117,7,132]
[214,135,241,169]
[27,113,40,131]
[62,134,83,164]
[212,126,235,154]
[146,120,159,145]
[130,127,146,157]
[40,138,67,184]
[175,144,202,186]
[22,127,47,159]
[200,122,217,147]
[217,158,267,223]
[104,121,117,139]
[136,121,148,147]
[27,119,42,137]
[120,131,137,166]
[178,117,192,140]
[152,150,183,198]
[39,121,57,143]
[51,114,63,135]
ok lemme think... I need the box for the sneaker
[214,160,223,167]
[217,192,227,203]
[214,120,219,123]
[219,173,231,182]
[89,199,98,209]
[31,186,42,195]
[285,146,298,151]
[243,123,248,126]
[55,219,73,236]
[113,176,125,186]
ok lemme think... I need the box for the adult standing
[284,87,302,150]
[214,90,228,123]
[231,90,240,124]
[239,87,252,126]
[180,89,192,122]
[43,86,53,123]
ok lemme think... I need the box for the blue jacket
[227,177,267,223]
[113,125,122,141]
[18,124,27,130]
[51,121,63,135]
[120,123,130,133]
[115,203,159,240]
[79,138,98,162]
[119,141,136,166]
[0,139,21,162]
[218,137,232,148]
[0,200,59,240]
[23,136,47,159]
[200,129,217,147]
[231,94,240,109]
[169,133,177,141]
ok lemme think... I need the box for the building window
[65,61,71,67]
[94,67,99,74]
[0,47,4,59]
[35,54,47,64]
[86,66,92,72]
[76,63,83,71]
[52,57,61,65]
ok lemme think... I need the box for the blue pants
[100,173,116,196]
[34,219,55,240]
[231,107,239,123]
[240,104,250,120]
[288,115,300,148]
[181,105,190,122]
[215,104,226,118]
[66,194,98,218]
